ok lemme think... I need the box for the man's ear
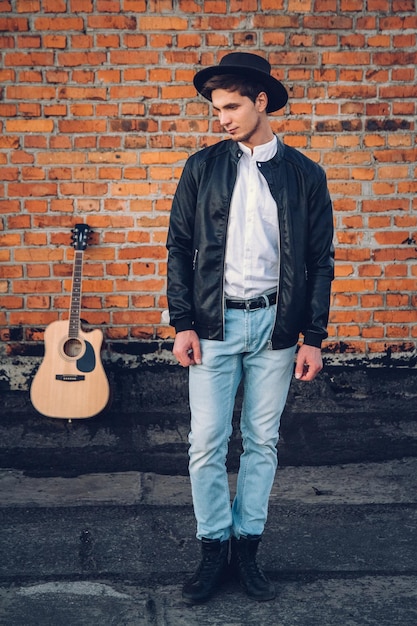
[256,91,269,113]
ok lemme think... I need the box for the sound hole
[63,338,83,358]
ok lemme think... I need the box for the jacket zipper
[263,164,281,351]
[268,196,281,350]
[268,277,280,349]
[221,157,240,339]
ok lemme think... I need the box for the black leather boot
[182,538,230,604]
[231,535,276,601]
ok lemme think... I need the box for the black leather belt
[225,291,277,311]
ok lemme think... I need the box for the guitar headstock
[71,224,92,251]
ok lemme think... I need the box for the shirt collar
[238,135,278,162]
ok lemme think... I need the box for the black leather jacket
[167,137,334,349]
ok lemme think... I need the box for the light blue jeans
[188,304,296,541]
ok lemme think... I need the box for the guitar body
[30,320,110,420]
[30,224,110,419]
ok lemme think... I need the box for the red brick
[0,2,416,356]
[363,199,409,212]
[33,17,84,30]
[358,264,382,277]
[374,231,411,245]
[26,296,51,309]
[43,34,67,48]
[361,294,384,308]
[361,327,384,339]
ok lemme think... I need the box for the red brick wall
[0,0,416,360]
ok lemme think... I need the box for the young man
[167,52,334,604]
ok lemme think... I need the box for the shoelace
[197,552,225,581]
[236,552,267,581]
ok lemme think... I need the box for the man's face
[211,88,267,148]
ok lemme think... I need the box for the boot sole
[238,579,276,602]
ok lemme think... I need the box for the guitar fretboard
[68,250,83,338]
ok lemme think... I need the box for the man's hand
[294,344,323,382]
[173,330,202,367]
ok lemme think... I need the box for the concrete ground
[1,458,417,626]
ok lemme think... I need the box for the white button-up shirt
[224,136,279,299]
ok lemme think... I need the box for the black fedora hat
[193,52,288,113]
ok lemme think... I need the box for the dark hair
[200,74,267,104]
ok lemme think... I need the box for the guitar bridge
[55,374,86,382]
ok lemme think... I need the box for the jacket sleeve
[302,171,335,348]
[166,155,199,333]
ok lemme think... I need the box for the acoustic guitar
[30,224,110,419]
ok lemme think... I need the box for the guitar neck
[68,250,83,338]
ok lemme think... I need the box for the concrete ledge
[1,458,417,508]
[1,577,417,626]
[1,460,417,625]
[1,363,417,472]
[1,459,417,583]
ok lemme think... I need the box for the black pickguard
[76,340,96,373]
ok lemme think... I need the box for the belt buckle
[255,294,271,310]
[261,294,270,308]
[248,297,263,311]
